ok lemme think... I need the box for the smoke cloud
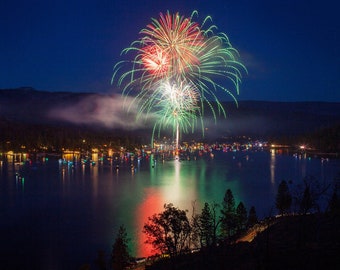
[47,93,271,138]
[48,94,154,130]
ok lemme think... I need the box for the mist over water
[48,94,154,130]
[0,150,339,269]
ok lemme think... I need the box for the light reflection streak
[15,175,25,191]
[135,189,164,257]
[82,162,86,177]
[91,163,99,197]
[300,157,307,179]
[320,158,326,183]
[160,159,198,211]
[162,159,181,203]
[62,167,66,182]
[270,149,276,184]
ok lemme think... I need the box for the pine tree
[111,225,130,270]
[235,202,247,233]
[275,180,292,215]
[220,189,236,238]
[300,185,313,214]
[199,202,214,247]
[247,206,258,228]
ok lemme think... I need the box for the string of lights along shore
[112,11,247,150]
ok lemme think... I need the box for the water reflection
[167,159,181,201]
[135,158,199,257]
[270,149,276,184]
[15,173,25,191]
[62,151,80,163]
[1,150,339,266]
[136,188,164,257]
[91,162,99,197]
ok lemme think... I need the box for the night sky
[1,0,339,102]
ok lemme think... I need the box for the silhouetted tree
[111,225,130,270]
[328,189,340,217]
[300,185,313,214]
[220,189,236,238]
[235,202,247,233]
[247,206,258,228]
[293,175,331,214]
[275,180,292,215]
[191,202,210,249]
[209,202,220,247]
[190,201,201,249]
[143,203,191,258]
[200,203,213,239]
[191,202,220,249]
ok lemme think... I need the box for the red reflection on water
[135,188,164,258]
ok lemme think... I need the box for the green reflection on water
[116,155,246,258]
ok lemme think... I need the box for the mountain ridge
[1,87,339,140]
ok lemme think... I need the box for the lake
[0,149,339,269]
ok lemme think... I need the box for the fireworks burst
[150,80,201,151]
[112,10,247,148]
[154,81,200,130]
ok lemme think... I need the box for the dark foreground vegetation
[145,213,340,270]
[100,176,340,270]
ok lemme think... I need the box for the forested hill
[1,87,340,140]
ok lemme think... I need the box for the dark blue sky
[1,0,339,101]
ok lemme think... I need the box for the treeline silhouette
[0,117,146,152]
[1,116,339,153]
[271,124,340,154]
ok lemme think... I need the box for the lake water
[0,149,339,269]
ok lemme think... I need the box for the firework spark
[112,10,247,148]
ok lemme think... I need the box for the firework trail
[112,10,247,148]
[150,80,201,149]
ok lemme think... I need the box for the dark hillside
[216,100,340,138]
[146,214,340,270]
[1,88,340,143]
